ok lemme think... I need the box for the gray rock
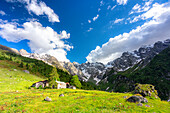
[137,103,143,106]
[145,105,150,107]
[59,94,64,97]
[123,96,128,99]
[23,70,29,74]
[44,97,52,101]
[127,96,148,103]
[13,69,17,71]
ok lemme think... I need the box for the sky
[0,0,170,64]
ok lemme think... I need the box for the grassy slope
[0,61,170,112]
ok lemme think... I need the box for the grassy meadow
[0,60,170,113]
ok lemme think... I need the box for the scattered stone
[44,97,52,101]
[23,70,30,74]
[123,96,128,99]
[16,90,18,92]
[69,86,76,89]
[145,105,150,107]
[137,103,143,106]
[59,94,64,97]
[168,98,170,102]
[127,96,148,103]
[13,69,17,71]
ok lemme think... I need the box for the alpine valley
[1,39,170,100]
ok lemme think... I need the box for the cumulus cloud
[6,0,60,23]
[0,20,73,62]
[93,14,99,21]
[0,10,6,16]
[86,2,170,64]
[117,0,128,5]
[114,18,124,24]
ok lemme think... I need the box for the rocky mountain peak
[107,39,170,71]
[60,61,87,81]
[19,49,30,56]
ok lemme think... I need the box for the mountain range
[1,39,170,84]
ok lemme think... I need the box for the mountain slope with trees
[99,47,170,100]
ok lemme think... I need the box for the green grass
[0,61,170,113]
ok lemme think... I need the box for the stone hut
[56,81,67,89]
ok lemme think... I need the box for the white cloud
[111,5,117,10]
[86,2,170,64]
[0,21,73,62]
[98,8,101,12]
[88,20,91,23]
[0,10,6,16]
[117,0,128,5]
[129,2,170,23]
[60,30,70,39]
[87,28,93,32]
[6,0,60,23]
[107,5,111,10]
[129,0,153,15]
[100,0,104,6]
[93,14,99,21]
[114,18,124,24]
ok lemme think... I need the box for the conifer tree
[48,67,60,88]
[70,75,82,89]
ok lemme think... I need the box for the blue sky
[0,0,170,64]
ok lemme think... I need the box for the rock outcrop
[126,96,148,103]
[134,84,159,99]
[60,61,86,81]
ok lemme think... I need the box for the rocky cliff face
[60,61,87,81]
[107,39,170,71]
[73,62,106,84]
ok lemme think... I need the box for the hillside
[99,47,170,100]
[0,48,71,82]
[0,66,169,112]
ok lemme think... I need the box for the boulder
[59,94,64,97]
[127,96,148,103]
[44,97,52,101]
[134,84,159,98]
[137,103,143,106]
[23,70,30,74]
[145,105,150,107]
[123,96,128,99]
